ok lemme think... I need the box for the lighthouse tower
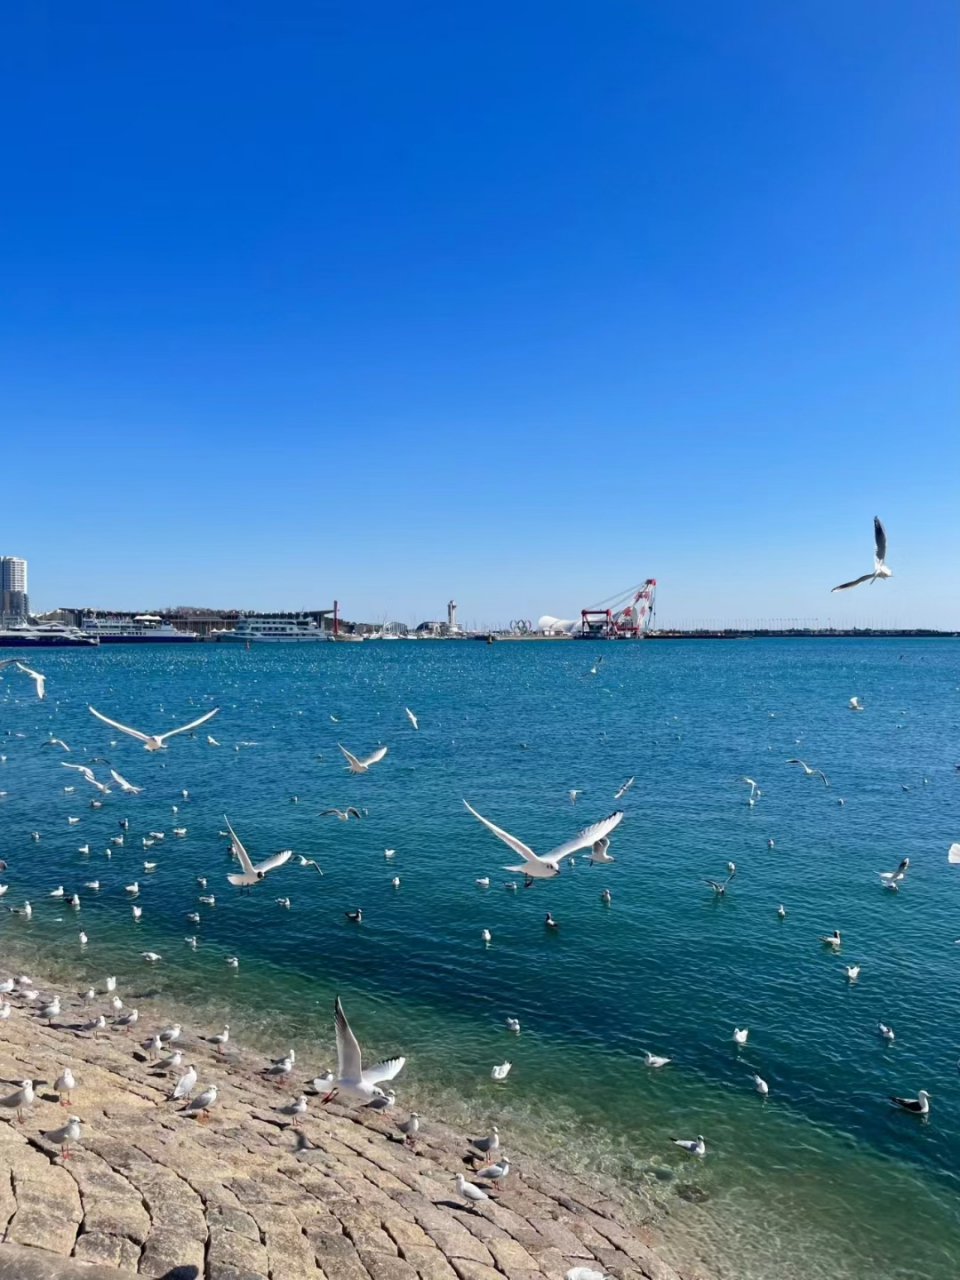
[447,600,458,633]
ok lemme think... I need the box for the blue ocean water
[1,638,959,1279]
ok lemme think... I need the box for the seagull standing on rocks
[171,1066,197,1100]
[454,1174,489,1204]
[182,1084,218,1121]
[397,1112,420,1146]
[54,1068,77,1105]
[44,1115,81,1159]
[0,1080,34,1122]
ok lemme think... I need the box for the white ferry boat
[216,615,331,643]
[80,615,198,643]
[0,622,99,648]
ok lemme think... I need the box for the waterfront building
[0,556,28,622]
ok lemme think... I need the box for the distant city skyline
[2,4,957,629]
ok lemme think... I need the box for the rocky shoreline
[0,971,713,1280]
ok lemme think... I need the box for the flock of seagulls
[0,533,948,1196]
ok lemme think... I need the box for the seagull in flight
[832,517,893,592]
[849,697,864,711]
[319,996,405,1106]
[463,801,623,879]
[404,708,418,730]
[614,776,635,800]
[42,737,70,751]
[109,769,143,795]
[786,759,829,785]
[13,663,45,699]
[223,816,292,887]
[88,705,219,751]
[319,808,362,821]
[738,776,760,802]
[337,743,388,774]
[296,856,324,876]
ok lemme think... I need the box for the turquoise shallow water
[1,638,959,1278]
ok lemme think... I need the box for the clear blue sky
[2,2,956,628]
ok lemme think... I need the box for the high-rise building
[0,556,28,621]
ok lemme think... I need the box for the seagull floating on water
[672,1135,706,1156]
[890,1089,929,1116]
[644,1051,670,1068]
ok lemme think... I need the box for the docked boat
[80,615,198,643]
[0,622,99,648]
[213,615,331,643]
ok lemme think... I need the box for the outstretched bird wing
[359,746,388,768]
[542,811,624,867]
[88,706,151,743]
[222,815,254,876]
[251,850,293,876]
[156,708,219,744]
[873,516,887,568]
[832,573,874,593]
[362,1056,405,1085]
[335,997,363,1083]
[463,801,538,864]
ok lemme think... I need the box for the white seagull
[491,1062,512,1081]
[337,744,388,774]
[849,697,864,711]
[171,1065,197,1100]
[463,801,623,879]
[320,997,405,1105]
[786,759,829,785]
[753,1074,769,1097]
[454,1173,489,1204]
[643,1052,671,1068]
[878,857,909,885]
[832,517,893,592]
[44,1115,81,1160]
[109,769,143,795]
[614,776,635,799]
[222,816,292,887]
[14,663,45,699]
[672,1135,706,1156]
[890,1089,930,1116]
[88,705,219,751]
[404,708,418,730]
